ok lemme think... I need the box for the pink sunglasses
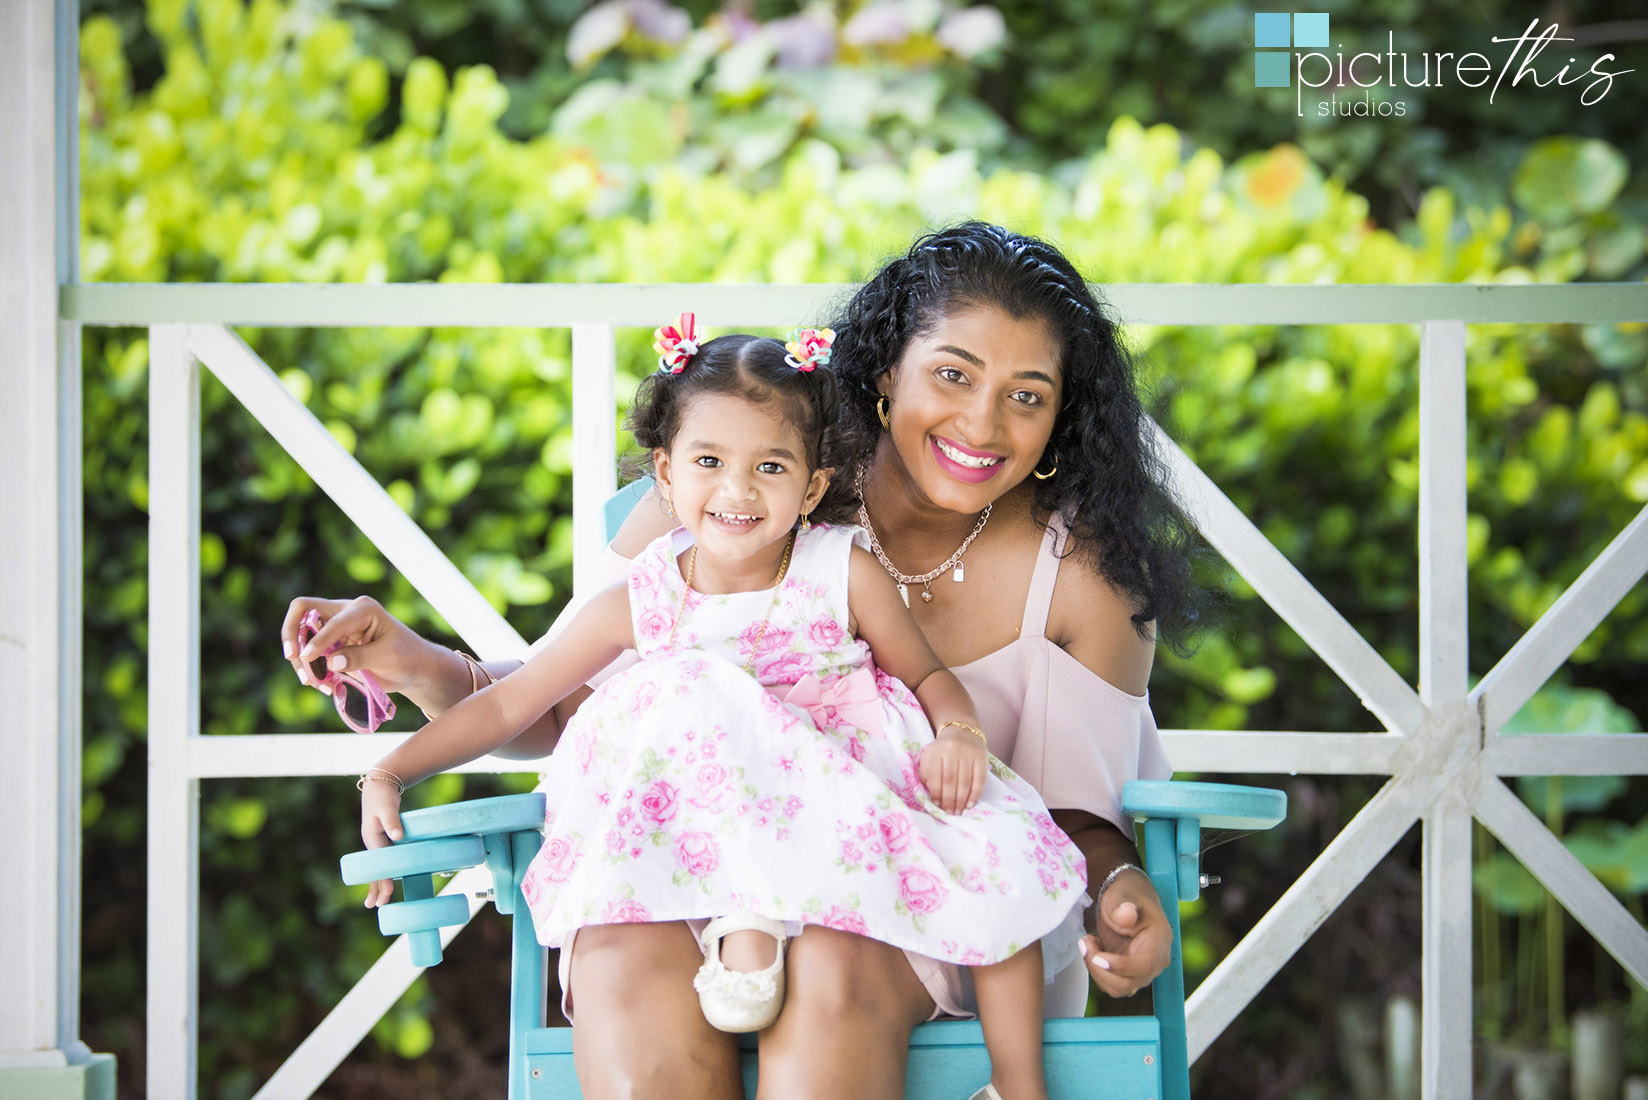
[297,609,396,733]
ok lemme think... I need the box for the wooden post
[0,0,115,1096]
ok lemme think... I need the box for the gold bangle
[455,650,493,695]
[357,767,405,794]
[935,720,988,747]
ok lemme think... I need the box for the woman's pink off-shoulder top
[951,513,1172,838]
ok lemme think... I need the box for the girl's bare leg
[973,946,1048,1100]
[568,922,742,1100]
[754,927,935,1100]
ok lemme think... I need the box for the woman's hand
[917,726,988,813]
[360,777,406,909]
[1077,866,1172,998]
[280,595,447,700]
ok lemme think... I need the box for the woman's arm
[1056,810,1171,999]
[369,581,632,790]
[286,489,672,755]
[846,548,989,813]
[357,582,634,908]
[1042,541,1171,995]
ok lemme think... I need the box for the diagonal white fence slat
[1147,421,1426,736]
[185,323,527,660]
[1186,776,1428,1061]
[252,867,493,1100]
[97,287,1647,1100]
[1474,777,1648,989]
[1472,505,1648,737]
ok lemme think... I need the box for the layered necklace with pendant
[855,466,992,607]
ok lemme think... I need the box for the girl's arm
[846,548,988,813]
[359,581,633,905]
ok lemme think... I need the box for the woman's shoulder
[1041,516,1157,697]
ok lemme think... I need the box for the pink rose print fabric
[519,524,1087,968]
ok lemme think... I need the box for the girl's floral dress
[520,523,1088,971]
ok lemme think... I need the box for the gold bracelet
[357,767,405,794]
[455,650,493,695]
[935,720,988,747]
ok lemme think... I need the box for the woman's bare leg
[568,922,742,1100]
[755,927,934,1100]
[973,946,1047,1100]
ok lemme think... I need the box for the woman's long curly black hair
[826,222,1208,651]
[627,333,857,525]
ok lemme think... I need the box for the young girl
[355,317,1087,1100]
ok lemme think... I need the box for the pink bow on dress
[782,666,885,739]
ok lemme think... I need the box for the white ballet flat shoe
[966,1085,1005,1100]
[693,914,788,1033]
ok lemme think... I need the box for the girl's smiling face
[878,304,1063,515]
[654,391,831,584]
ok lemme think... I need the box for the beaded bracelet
[357,767,405,795]
[935,720,988,747]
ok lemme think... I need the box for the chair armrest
[1123,780,1286,904]
[1122,779,1285,832]
[338,793,548,965]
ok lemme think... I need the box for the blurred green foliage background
[76,0,1645,1096]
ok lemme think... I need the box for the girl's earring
[800,512,811,532]
[876,395,890,430]
[664,496,676,519]
[1033,450,1059,481]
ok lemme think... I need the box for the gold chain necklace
[854,466,991,607]
[665,531,797,675]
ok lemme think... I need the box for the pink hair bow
[654,312,701,374]
[784,327,835,372]
[782,666,884,739]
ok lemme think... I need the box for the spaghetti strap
[1021,514,1066,639]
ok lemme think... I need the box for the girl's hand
[1077,866,1172,998]
[360,779,406,909]
[280,595,438,698]
[917,726,988,814]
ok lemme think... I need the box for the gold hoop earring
[1033,451,1058,480]
[876,395,890,430]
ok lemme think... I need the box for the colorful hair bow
[784,327,835,372]
[654,312,701,374]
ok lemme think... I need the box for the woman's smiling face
[878,304,1063,515]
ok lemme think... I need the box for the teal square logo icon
[1254,51,1291,87]
[1252,12,1329,86]
[1293,12,1330,48]
[1254,12,1291,48]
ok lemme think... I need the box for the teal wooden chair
[339,483,1287,1099]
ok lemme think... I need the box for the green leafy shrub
[78,1,1644,1095]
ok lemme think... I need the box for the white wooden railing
[57,281,1648,1100]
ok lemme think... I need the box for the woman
[284,223,1202,1099]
